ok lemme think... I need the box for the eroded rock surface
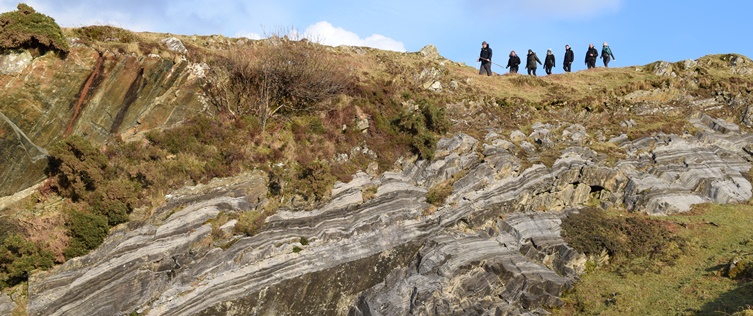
[25,114,753,315]
[0,46,206,196]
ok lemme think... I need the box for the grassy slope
[555,204,753,315]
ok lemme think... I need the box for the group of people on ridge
[477,41,615,76]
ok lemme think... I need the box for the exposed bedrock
[26,114,753,315]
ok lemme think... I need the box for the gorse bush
[0,233,55,289]
[47,135,138,226]
[0,3,69,54]
[63,209,109,258]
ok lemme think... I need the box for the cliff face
[25,111,753,315]
[0,42,206,196]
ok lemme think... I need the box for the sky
[2,0,753,74]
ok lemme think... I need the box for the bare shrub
[203,36,356,128]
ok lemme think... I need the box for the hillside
[1,6,753,315]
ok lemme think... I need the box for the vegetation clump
[0,3,69,54]
[561,207,687,274]
[0,232,54,289]
[203,37,357,128]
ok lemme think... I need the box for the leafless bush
[203,35,355,128]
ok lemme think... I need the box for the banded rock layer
[27,113,753,315]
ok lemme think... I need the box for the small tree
[0,3,69,54]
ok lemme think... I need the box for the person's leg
[532,68,537,76]
[485,63,493,75]
[603,56,610,67]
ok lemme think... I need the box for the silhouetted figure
[506,50,521,74]
[525,49,542,76]
[563,45,574,72]
[478,41,493,76]
[585,43,598,69]
[544,49,555,75]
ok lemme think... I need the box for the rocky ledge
[26,112,753,315]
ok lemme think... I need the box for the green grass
[556,204,753,315]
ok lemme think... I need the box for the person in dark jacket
[478,41,493,76]
[506,50,521,74]
[544,49,555,75]
[585,43,598,69]
[526,49,542,76]
[563,44,574,72]
[601,42,616,67]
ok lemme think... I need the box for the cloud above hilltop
[302,21,406,52]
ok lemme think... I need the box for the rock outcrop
[25,111,753,315]
[0,43,206,196]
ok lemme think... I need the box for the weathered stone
[161,37,188,54]
[510,130,527,142]
[0,50,32,74]
[653,61,676,77]
[0,293,15,315]
[419,44,441,60]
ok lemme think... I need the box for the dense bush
[47,136,138,226]
[0,233,54,289]
[0,3,69,54]
[63,209,109,259]
[562,208,686,274]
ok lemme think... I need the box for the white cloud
[302,21,406,52]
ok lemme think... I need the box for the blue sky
[2,0,752,74]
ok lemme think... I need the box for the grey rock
[0,293,15,315]
[435,133,478,159]
[161,37,188,54]
[0,50,32,74]
[520,141,537,154]
[653,61,676,77]
[419,44,441,60]
[510,130,527,142]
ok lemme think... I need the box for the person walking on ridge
[585,43,598,69]
[563,44,574,72]
[601,42,616,67]
[478,41,493,76]
[526,49,542,76]
[506,50,521,74]
[544,49,555,75]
